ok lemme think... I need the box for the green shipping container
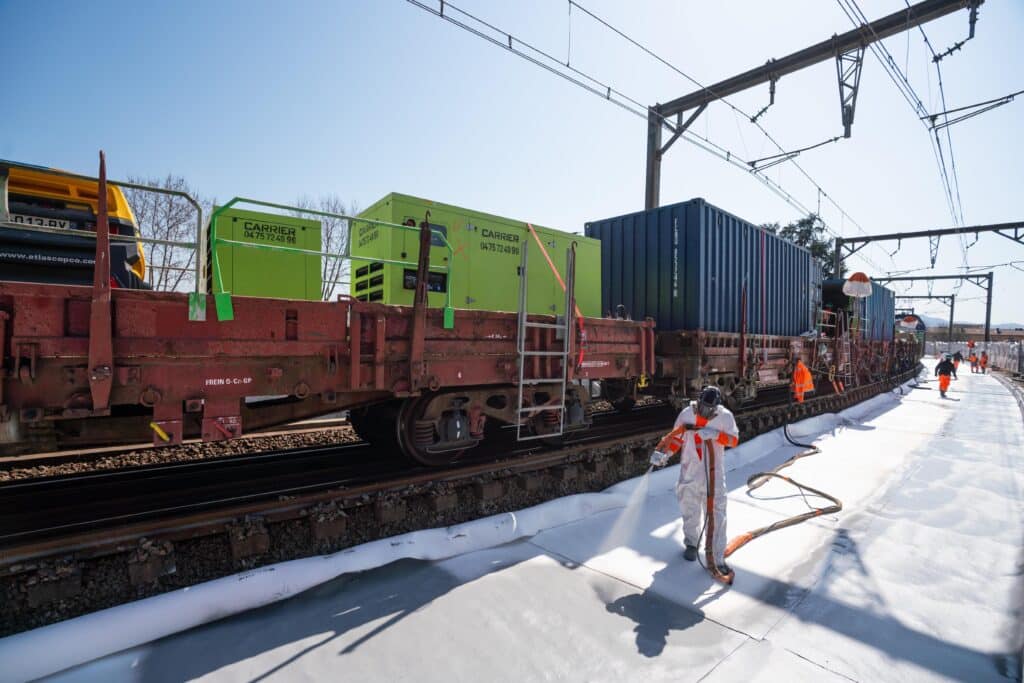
[351,193,601,317]
[210,207,322,301]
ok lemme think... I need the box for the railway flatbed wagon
[586,198,913,409]
[0,155,654,464]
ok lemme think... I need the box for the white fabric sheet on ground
[6,368,1023,682]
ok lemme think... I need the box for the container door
[524,228,559,316]
[394,198,451,309]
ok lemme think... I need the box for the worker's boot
[940,390,947,398]
[683,545,698,562]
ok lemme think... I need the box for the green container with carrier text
[350,193,601,317]
[210,207,322,301]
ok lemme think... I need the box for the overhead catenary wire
[566,0,894,271]
[963,260,1024,273]
[405,0,810,213]
[905,0,975,273]
[921,88,1024,130]
[836,0,971,275]
[913,17,970,266]
[837,0,964,232]
[749,136,842,171]
[408,0,890,272]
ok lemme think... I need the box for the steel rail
[0,372,917,564]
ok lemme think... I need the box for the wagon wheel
[523,411,571,449]
[396,393,477,467]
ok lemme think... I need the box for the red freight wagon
[0,155,654,465]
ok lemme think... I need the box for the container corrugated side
[862,281,895,341]
[585,198,820,336]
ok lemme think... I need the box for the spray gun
[649,424,718,468]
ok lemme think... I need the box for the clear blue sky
[3,0,1022,324]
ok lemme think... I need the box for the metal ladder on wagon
[814,309,851,394]
[514,240,577,442]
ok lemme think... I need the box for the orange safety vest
[791,360,814,402]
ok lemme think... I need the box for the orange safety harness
[653,414,739,586]
[652,415,740,458]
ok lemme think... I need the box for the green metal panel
[350,193,601,317]
[212,207,322,301]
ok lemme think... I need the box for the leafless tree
[293,194,358,300]
[123,176,210,292]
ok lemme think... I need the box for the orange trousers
[939,375,951,392]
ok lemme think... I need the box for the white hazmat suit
[673,402,740,566]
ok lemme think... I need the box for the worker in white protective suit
[650,386,740,582]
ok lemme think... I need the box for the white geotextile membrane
[0,385,915,682]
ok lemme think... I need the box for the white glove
[696,428,717,441]
[649,450,670,468]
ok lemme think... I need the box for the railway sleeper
[127,539,176,587]
[227,517,270,562]
[308,502,348,544]
[22,558,81,608]
[374,499,407,524]
[0,369,919,634]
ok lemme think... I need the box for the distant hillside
[916,314,958,328]
[914,313,1024,329]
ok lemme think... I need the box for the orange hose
[723,425,840,559]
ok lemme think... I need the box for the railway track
[0,405,675,546]
[0,369,918,636]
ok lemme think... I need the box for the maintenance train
[0,156,921,463]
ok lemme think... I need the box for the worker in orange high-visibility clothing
[791,358,815,403]
[980,351,989,374]
[650,386,740,583]
[935,353,956,398]
[952,350,963,375]
[968,352,978,373]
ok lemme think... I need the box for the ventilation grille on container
[353,261,384,302]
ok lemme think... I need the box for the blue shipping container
[822,278,896,341]
[861,281,895,341]
[584,198,821,336]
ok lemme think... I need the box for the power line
[964,260,1024,273]
[565,0,893,269]
[838,0,963,230]
[922,88,1024,130]
[406,0,892,270]
[837,0,969,276]
[894,259,1024,276]
[749,137,842,171]
[908,7,972,267]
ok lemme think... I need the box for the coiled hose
[724,424,842,558]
